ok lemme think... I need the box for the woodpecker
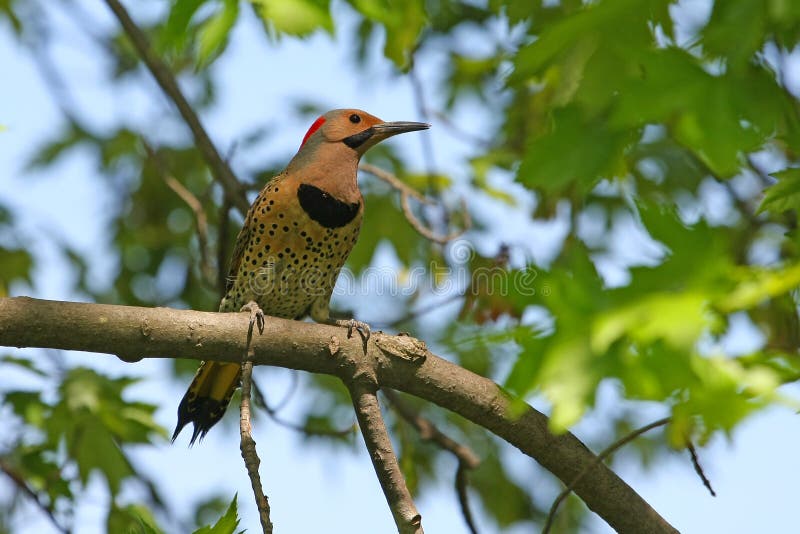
[172,109,429,444]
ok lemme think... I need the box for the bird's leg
[332,318,371,342]
[310,299,371,343]
[240,301,265,336]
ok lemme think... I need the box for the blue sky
[2,1,800,533]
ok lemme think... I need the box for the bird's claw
[337,318,371,342]
[241,301,265,335]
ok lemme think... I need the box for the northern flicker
[172,109,429,444]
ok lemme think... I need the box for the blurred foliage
[2,0,800,532]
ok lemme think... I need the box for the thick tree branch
[102,0,250,216]
[349,380,423,533]
[0,297,678,534]
[542,417,671,534]
[382,389,479,532]
[384,389,479,532]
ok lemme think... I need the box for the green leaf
[717,263,800,312]
[538,334,595,430]
[250,0,332,36]
[517,105,629,192]
[108,504,165,534]
[197,0,240,67]
[14,445,74,503]
[758,168,800,215]
[510,0,658,84]
[0,246,34,294]
[348,0,426,69]
[4,391,48,429]
[43,368,165,494]
[702,0,765,71]
[163,0,209,49]
[192,494,241,534]
[592,292,710,353]
[671,355,785,445]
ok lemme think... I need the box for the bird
[172,108,430,444]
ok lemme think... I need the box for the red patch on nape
[300,116,326,148]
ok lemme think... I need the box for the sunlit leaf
[348,0,426,69]
[192,494,241,534]
[197,0,240,67]
[108,503,165,534]
[758,168,800,215]
[250,0,332,36]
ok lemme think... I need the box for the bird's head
[298,108,429,156]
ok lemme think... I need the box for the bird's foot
[240,301,265,336]
[334,318,371,343]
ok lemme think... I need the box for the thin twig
[142,141,216,286]
[400,194,471,245]
[719,178,759,226]
[745,154,773,186]
[385,293,465,328]
[386,243,508,328]
[359,164,471,245]
[349,380,424,534]
[263,390,356,438]
[455,462,479,534]
[408,62,439,197]
[542,417,671,534]
[102,0,250,216]
[240,307,273,534]
[266,411,355,437]
[0,457,71,534]
[428,109,492,148]
[686,441,716,497]
[217,197,233,297]
[383,390,480,469]
[360,163,432,204]
[254,372,355,437]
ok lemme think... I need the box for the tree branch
[239,305,273,534]
[0,297,678,534]
[382,389,480,469]
[686,441,716,497]
[102,0,250,216]
[0,457,71,534]
[455,462,478,534]
[359,164,470,245]
[542,417,672,534]
[382,389,479,532]
[142,141,217,287]
[349,380,423,533]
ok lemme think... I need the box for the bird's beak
[371,121,431,137]
[342,120,429,151]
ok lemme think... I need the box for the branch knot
[375,333,428,364]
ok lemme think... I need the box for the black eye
[349,113,361,124]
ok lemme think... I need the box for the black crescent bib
[297,183,360,228]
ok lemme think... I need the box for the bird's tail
[172,361,241,445]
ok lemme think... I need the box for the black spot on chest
[297,183,360,229]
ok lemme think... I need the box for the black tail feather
[172,361,241,445]
[172,384,234,445]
